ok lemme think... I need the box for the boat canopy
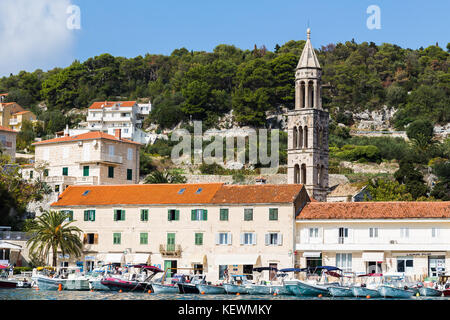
[358,273,383,277]
[279,268,304,273]
[314,266,342,271]
[131,265,163,273]
[252,267,278,272]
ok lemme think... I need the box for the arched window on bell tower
[298,126,303,149]
[301,164,307,184]
[304,126,308,148]
[294,164,300,184]
[292,126,297,149]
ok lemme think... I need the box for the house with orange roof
[8,110,39,131]
[49,183,310,281]
[22,130,141,194]
[0,125,18,161]
[0,101,24,128]
[85,100,152,144]
[295,201,450,279]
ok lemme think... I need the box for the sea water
[0,288,449,300]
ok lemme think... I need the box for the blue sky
[1,0,449,76]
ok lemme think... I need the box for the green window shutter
[83,166,89,177]
[122,210,125,221]
[84,210,89,221]
[175,210,180,221]
[90,210,95,221]
[244,209,253,221]
[195,233,203,245]
[69,211,73,221]
[269,208,278,221]
[203,209,208,221]
[114,209,118,221]
[167,209,171,221]
[220,208,228,221]
[140,233,148,245]
[127,169,132,180]
[191,209,196,221]
[141,209,148,221]
[113,233,121,244]
[62,167,68,176]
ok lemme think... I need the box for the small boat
[177,274,206,294]
[328,285,354,297]
[284,266,343,297]
[223,275,252,294]
[294,280,329,296]
[151,282,179,294]
[101,265,163,292]
[0,278,18,288]
[378,285,415,298]
[245,266,290,295]
[16,279,32,288]
[351,285,380,298]
[33,275,65,290]
[197,283,226,294]
[418,286,442,297]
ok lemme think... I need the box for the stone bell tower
[287,28,329,201]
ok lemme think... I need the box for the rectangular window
[195,233,203,245]
[400,228,410,238]
[432,228,439,238]
[127,148,133,161]
[85,233,96,245]
[43,169,49,177]
[127,169,133,180]
[168,209,180,221]
[61,210,73,222]
[191,209,207,221]
[114,209,125,221]
[140,209,149,221]
[83,210,95,221]
[336,253,352,272]
[140,233,148,245]
[216,232,232,245]
[30,171,33,179]
[338,227,348,244]
[113,233,121,245]
[83,166,89,177]
[108,166,114,178]
[62,167,68,176]
[265,233,282,246]
[309,228,319,238]
[55,185,60,193]
[244,208,253,221]
[241,232,256,245]
[397,257,414,273]
[220,208,229,221]
[167,233,175,251]
[369,228,379,238]
[269,208,278,221]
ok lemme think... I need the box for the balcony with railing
[0,231,31,241]
[9,119,19,126]
[159,244,182,257]
[75,176,99,185]
[44,176,77,185]
[77,153,123,164]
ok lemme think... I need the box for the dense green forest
[1,40,449,133]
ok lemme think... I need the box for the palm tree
[26,210,83,267]
[144,170,187,184]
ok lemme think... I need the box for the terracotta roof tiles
[297,201,450,220]
[32,131,141,146]
[51,183,305,207]
[0,126,18,133]
[89,101,137,109]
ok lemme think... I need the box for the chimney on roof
[114,128,121,140]
[64,124,69,137]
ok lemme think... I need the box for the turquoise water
[1,289,449,300]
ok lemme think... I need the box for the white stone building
[86,101,151,144]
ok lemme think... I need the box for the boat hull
[245,284,272,295]
[223,283,248,294]
[351,286,380,298]
[294,281,329,296]
[0,279,18,288]
[197,284,226,294]
[328,286,354,297]
[34,276,64,290]
[418,287,442,297]
[178,283,200,294]
[152,283,179,294]
[100,278,152,292]
[89,279,111,291]
[64,279,90,291]
[378,285,415,298]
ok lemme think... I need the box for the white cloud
[0,0,76,76]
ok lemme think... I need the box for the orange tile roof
[51,183,305,207]
[51,183,225,206]
[297,201,450,220]
[89,101,137,109]
[0,93,8,96]
[0,125,18,133]
[211,184,305,204]
[12,111,32,115]
[32,131,141,146]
